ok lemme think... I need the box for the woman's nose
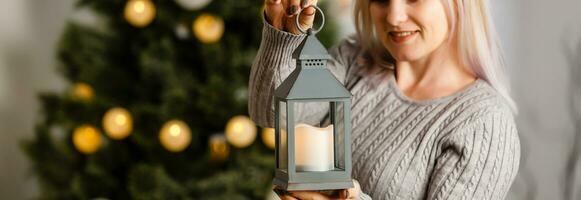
[386,1,408,26]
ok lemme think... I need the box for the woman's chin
[386,47,423,63]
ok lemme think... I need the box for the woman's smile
[370,0,451,62]
[388,30,420,44]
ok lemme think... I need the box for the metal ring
[295,5,325,34]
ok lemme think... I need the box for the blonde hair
[353,0,518,113]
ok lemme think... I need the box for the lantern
[273,6,353,191]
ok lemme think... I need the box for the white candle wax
[294,123,334,171]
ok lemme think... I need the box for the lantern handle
[295,5,325,35]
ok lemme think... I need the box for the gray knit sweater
[249,21,521,200]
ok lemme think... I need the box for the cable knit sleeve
[358,192,373,200]
[248,14,305,128]
[248,13,356,128]
[426,107,521,200]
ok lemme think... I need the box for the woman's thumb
[298,0,318,30]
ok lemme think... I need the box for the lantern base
[273,177,354,191]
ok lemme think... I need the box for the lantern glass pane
[278,101,287,172]
[332,101,346,170]
[293,102,333,172]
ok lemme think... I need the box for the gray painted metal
[273,26,354,191]
[274,33,351,99]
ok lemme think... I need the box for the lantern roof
[292,33,333,60]
[275,33,351,100]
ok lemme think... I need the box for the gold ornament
[175,0,212,10]
[72,82,94,101]
[124,0,156,28]
[73,125,102,154]
[175,23,190,40]
[192,13,224,44]
[159,120,192,152]
[225,115,256,148]
[102,107,133,140]
[209,134,229,161]
[262,127,275,149]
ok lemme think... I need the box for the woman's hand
[274,179,362,200]
[264,0,318,34]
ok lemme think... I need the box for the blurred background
[0,0,580,199]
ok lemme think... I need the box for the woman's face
[369,0,451,62]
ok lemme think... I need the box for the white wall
[510,0,581,199]
[0,0,71,199]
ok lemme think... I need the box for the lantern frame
[272,7,353,190]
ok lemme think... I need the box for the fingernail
[301,0,308,8]
[288,5,298,15]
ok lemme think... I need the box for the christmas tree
[21,0,337,199]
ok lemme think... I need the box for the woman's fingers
[289,191,330,200]
[345,187,358,199]
[336,189,349,199]
[267,0,318,34]
[283,0,301,34]
[265,0,285,29]
[273,187,299,200]
[288,0,318,34]
[298,0,318,29]
[285,0,301,16]
[280,195,299,200]
[346,179,361,199]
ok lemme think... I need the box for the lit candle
[294,123,334,171]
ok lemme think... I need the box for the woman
[249,0,521,199]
